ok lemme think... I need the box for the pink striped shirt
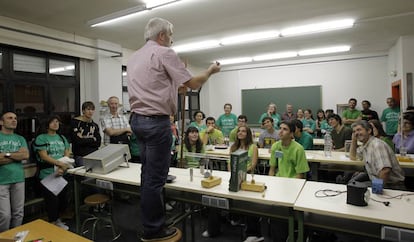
[127,40,192,115]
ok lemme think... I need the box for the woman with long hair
[34,115,71,230]
[179,126,205,168]
[229,125,258,174]
[369,119,394,150]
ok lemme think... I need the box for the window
[49,59,75,76]
[50,86,76,112]
[14,84,45,114]
[122,66,130,112]
[13,53,46,73]
[0,51,3,71]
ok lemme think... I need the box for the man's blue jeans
[131,114,171,236]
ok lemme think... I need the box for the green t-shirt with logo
[0,133,28,184]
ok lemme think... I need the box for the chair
[80,193,120,241]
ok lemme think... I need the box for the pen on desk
[27,238,44,242]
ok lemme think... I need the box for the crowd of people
[1,15,413,242]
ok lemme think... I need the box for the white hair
[144,17,173,41]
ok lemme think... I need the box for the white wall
[201,55,390,121]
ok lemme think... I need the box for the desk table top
[0,219,92,242]
[294,181,414,230]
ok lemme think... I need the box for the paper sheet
[40,173,68,196]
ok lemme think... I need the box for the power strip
[96,179,114,190]
[201,195,229,209]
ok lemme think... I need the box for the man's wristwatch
[5,153,11,158]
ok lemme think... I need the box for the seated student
[369,119,394,151]
[258,117,279,148]
[281,104,297,121]
[189,111,207,132]
[296,108,304,121]
[177,126,205,168]
[268,121,309,242]
[258,102,281,129]
[315,109,332,137]
[302,109,316,136]
[328,114,352,151]
[393,112,414,154]
[216,103,238,137]
[203,125,261,241]
[200,117,224,145]
[70,101,101,166]
[34,116,71,230]
[292,119,314,150]
[229,115,248,143]
[350,120,405,190]
[170,115,179,167]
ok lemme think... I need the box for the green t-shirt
[269,140,309,178]
[342,109,362,127]
[227,144,256,172]
[301,118,316,136]
[129,133,140,157]
[178,144,205,168]
[189,122,207,132]
[200,129,224,145]
[380,107,400,135]
[319,120,332,133]
[229,127,238,143]
[0,132,28,184]
[216,113,237,137]
[258,113,281,129]
[34,133,70,179]
[295,132,314,150]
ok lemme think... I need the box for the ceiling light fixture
[88,0,180,27]
[253,51,297,61]
[298,45,351,56]
[145,0,178,9]
[220,31,279,46]
[173,40,221,53]
[280,18,354,37]
[216,57,252,65]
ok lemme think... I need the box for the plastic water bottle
[324,132,332,157]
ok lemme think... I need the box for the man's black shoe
[141,227,178,241]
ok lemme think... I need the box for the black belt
[135,113,169,119]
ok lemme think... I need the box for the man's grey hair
[144,17,173,41]
[351,120,371,131]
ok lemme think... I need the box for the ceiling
[1,0,414,67]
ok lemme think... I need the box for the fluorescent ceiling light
[145,0,177,8]
[253,51,297,61]
[217,57,252,65]
[280,19,354,37]
[173,40,220,53]
[88,6,148,27]
[298,45,351,56]
[220,31,279,46]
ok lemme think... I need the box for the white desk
[69,164,306,242]
[294,181,414,241]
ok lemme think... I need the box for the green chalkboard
[242,86,322,126]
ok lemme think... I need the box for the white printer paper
[40,173,68,196]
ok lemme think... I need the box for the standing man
[361,100,379,121]
[216,103,237,137]
[381,97,400,137]
[281,104,297,121]
[0,112,29,232]
[127,17,220,241]
[101,96,132,145]
[258,117,279,148]
[350,120,405,189]
[342,98,362,127]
